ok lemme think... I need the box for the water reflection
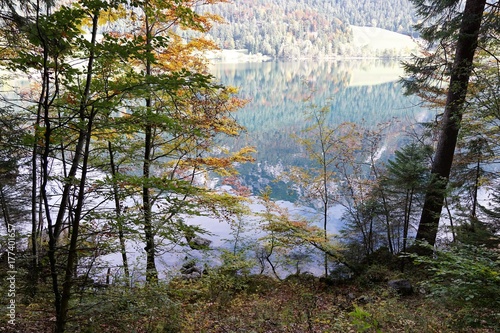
[211,60,428,200]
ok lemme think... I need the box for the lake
[209,59,429,200]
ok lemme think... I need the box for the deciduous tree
[288,104,360,276]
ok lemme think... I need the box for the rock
[388,279,413,296]
[180,265,201,275]
[180,260,201,274]
[186,235,212,250]
[181,260,196,269]
[180,260,203,280]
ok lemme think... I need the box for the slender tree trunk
[108,142,130,281]
[34,2,64,320]
[143,123,158,283]
[381,195,394,254]
[471,155,481,222]
[319,119,329,277]
[373,179,394,254]
[444,196,456,241]
[403,189,413,254]
[54,11,99,333]
[416,0,487,246]
[30,109,42,297]
[322,154,329,277]
[56,108,95,333]
[367,216,373,255]
[265,236,282,280]
[0,186,11,231]
[30,0,50,303]
[371,157,394,254]
[323,203,328,277]
[143,7,158,283]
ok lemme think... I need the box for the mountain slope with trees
[195,0,419,58]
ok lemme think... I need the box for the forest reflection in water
[210,59,430,200]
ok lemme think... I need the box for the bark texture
[416,0,487,245]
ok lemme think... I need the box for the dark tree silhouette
[405,0,489,246]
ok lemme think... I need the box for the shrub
[413,243,500,329]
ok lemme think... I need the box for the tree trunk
[372,161,395,254]
[471,154,481,221]
[54,11,99,333]
[403,188,414,253]
[416,0,487,246]
[30,106,42,297]
[108,141,130,281]
[56,108,95,333]
[143,121,158,283]
[143,7,158,283]
[35,8,64,323]
[0,186,10,232]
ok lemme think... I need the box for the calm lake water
[210,59,429,200]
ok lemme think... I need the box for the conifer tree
[383,143,431,253]
[403,0,491,246]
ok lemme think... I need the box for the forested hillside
[194,0,419,58]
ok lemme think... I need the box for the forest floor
[2,266,498,333]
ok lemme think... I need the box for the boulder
[180,261,201,274]
[186,235,212,250]
[388,279,413,296]
[180,260,203,280]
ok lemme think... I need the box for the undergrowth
[1,247,499,333]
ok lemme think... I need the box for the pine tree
[383,143,432,253]
[402,0,491,246]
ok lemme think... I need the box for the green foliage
[0,106,30,228]
[4,255,494,332]
[70,282,181,333]
[413,243,500,328]
[363,264,395,284]
[349,305,383,333]
[403,0,492,247]
[288,102,362,276]
[357,295,455,332]
[454,219,500,248]
[376,142,432,253]
[0,0,253,331]
[351,248,404,287]
[203,249,255,304]
[385,143,431,190]
[217,249,255,277]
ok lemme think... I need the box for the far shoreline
[206,49,415,64]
